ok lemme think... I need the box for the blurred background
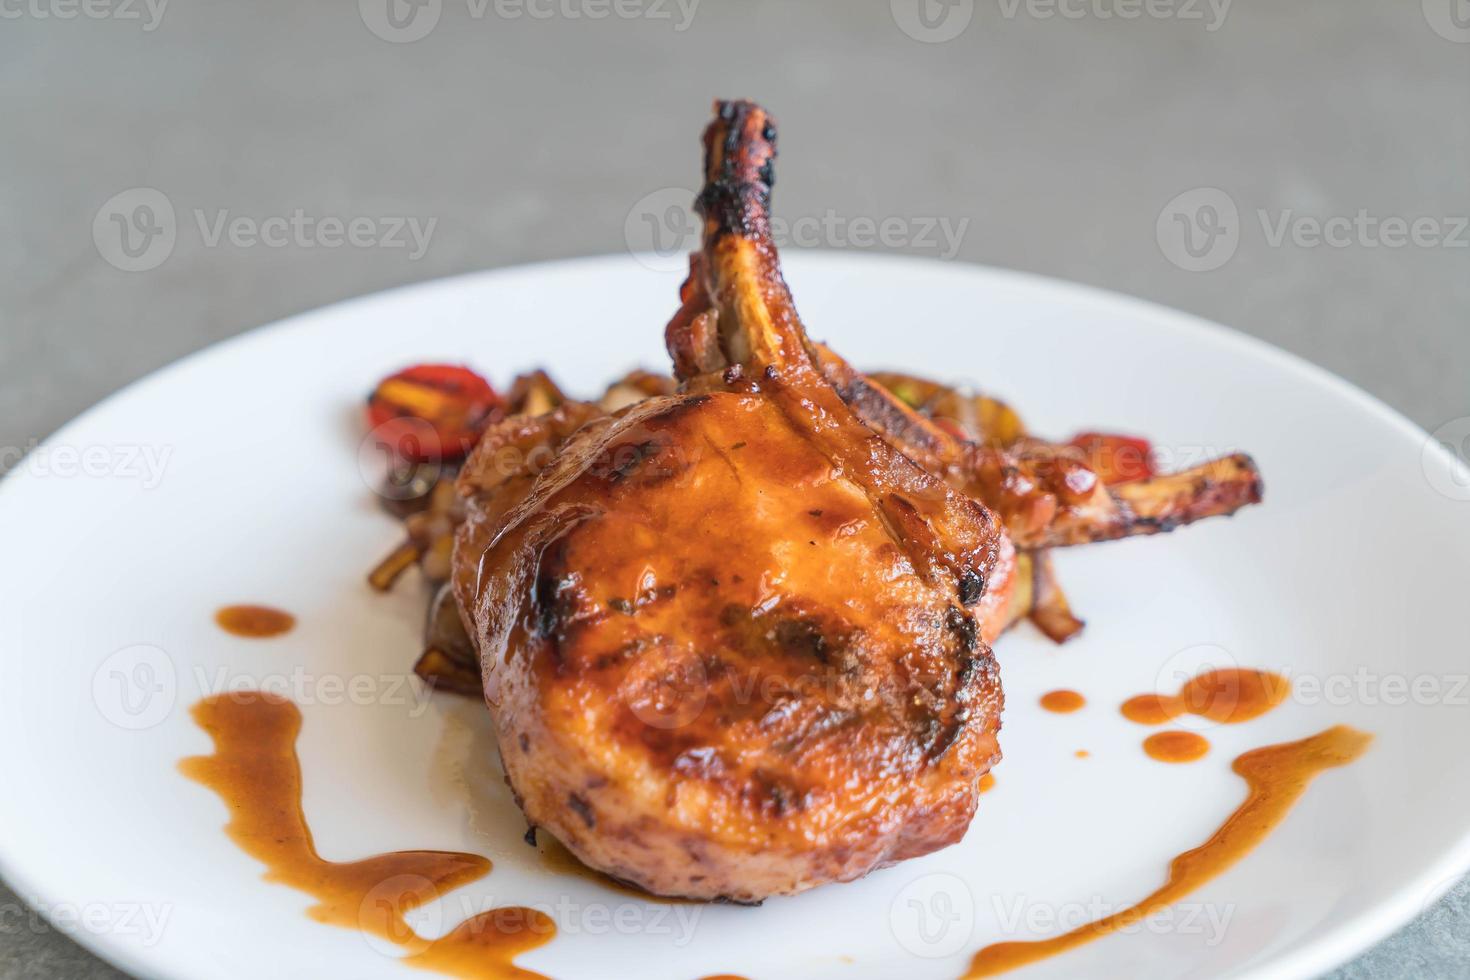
[3,1,1467,976]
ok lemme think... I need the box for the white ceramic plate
[2,253,1468,980]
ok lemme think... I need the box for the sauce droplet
[963,725,1372,977]
[1074,750,1090,759]
[979,773,997,794]
[1143,730,1210,763]
[215,605,296,638]
[403,907,556,980]
[1121,668,1289,726]
[1039,690,1086,713]
[181,693,553,977]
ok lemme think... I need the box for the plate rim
[1,250,1466,980]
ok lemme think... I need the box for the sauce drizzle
[1039,690,1086,714]
[1121,668,1289,726]
[963,725,1372,977]
[1143,730,1210,763]
[181,692,553,978]
[215,605,296,638]
[404,907,556,980]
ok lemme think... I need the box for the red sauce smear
[963,725,1372,977]
[1143,730,1210,763]
[215,605,296,638]
[181,692,553,978]
[1121,668,1289,726]
[1039,690,1086,714]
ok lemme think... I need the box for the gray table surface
[3,1,1467,977]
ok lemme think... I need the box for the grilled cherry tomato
[367,364,502,462]
[1068,432,1155,485]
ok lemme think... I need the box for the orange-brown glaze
[1119,692,1177,725]
[453,101,1012,903]
[180,693,488,941]
[1143,730,1210,763]
[215,604,296,638]
[1121,668,1290,726]
[1039,690,1086,713]
[180,692,538,974]
[964,725,1372,977]
[979,773,997,794]
[403,907,555,980]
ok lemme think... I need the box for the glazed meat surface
[452,101,1012,901]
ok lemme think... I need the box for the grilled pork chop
[451,101,1013,901]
